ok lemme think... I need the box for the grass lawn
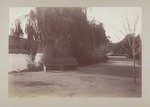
[9,56,141,98]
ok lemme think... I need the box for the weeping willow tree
[11,7,108,65]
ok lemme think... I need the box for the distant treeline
[110,34,141,60]
[9,49,29,54]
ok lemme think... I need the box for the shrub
[91,46,108,64]
[27,63,43,72]
[26,55,43,72]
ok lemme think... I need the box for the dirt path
[9,56,141,98]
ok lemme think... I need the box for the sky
[9,7,142,43]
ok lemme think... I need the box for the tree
[10,20,24,49]
[10,7,108,66]
[118,13,141,84]
[24,7,108,65]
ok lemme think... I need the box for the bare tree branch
[126,12,133,34]
[135,40,141,48]
[135,42,141,55]
[126,35,133,49]
[133,15,139,34]
[116,24,132,49]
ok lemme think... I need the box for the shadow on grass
[78,65,141,78]
[10,81,54,87]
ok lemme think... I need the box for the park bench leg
[43,65,47,72]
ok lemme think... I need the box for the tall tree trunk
[133,49,136,84]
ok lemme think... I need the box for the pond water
[9,53,43,72]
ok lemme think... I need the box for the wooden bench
[43,58,77,72]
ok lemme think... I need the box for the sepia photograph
[8,7,142,98]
